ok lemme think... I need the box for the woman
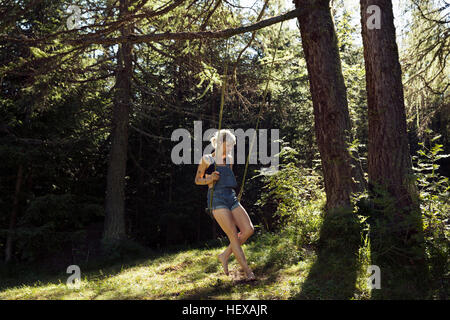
[195,129,256,281]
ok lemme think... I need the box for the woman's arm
[195,156,219,185]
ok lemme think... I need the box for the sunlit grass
[0,199,376,300]
[0,238,372,300]
[0,241,304,299]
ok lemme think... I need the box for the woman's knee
[243,225,254,238]
[227,229,241,244]
[214,209,239,240]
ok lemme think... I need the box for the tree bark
[103,0,133,241]
[359,1,426,297]
[5,164,23,263]
[360,0,420,220]
[294,0,366,211]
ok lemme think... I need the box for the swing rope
[207,39,229,218]
[237,21,284,202]
[207,21,283,216]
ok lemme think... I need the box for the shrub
[412,135,449,293]
[4,193,103,262]
[255,146,324,221]
[255,145,325,249]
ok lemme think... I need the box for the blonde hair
[210,129,236,149]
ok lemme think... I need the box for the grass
[4,195,443,300]
[0,235,316,300]
[0,200,376,300]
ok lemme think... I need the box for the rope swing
[206,21,284,217]
[238,20,284,202]
[206,39,229,219]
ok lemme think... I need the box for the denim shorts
[207,187,240,211]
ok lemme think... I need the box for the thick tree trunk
[360,0,425,297]
[103,0,133,241]
[5,164,23,263]
[294,0,366,211]
[360,0,420,223]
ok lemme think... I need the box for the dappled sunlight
[0,195,384,300]
[0,236,323,300]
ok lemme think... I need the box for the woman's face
[217,140,232,159]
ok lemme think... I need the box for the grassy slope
[0,216,373,300]
[1,181,447,300]
[0,238,312,299]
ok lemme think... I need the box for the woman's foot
[245,270,256,281]
[218,253,229,276]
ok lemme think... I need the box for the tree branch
[65,8,301,46]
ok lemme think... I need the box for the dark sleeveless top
[205,155,215,175]
[204,154,237,189]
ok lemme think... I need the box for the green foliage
[294,205,367,300]
[251,140,371,299]
[191,61,223,101]
[254,145,326,253]
[100,238,151,264]
[279,200,325,252]
[365,178,426,267]
[29,47,49,59]
[22,194,103,228]
[412,136,450,292]
[1,194,103,262]
[246,230,303,271]
[402,0,449,142]
[255,145,324,221]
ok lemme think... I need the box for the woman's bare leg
[213,208,253,277]
[220,204,254,262]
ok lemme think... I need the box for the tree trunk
[5,164,23,263]
[360,0,420,224]
[360,0,425,297]
[103,0,133,241]
[294,0,366,211]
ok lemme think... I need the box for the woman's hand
[211,171,220,182]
